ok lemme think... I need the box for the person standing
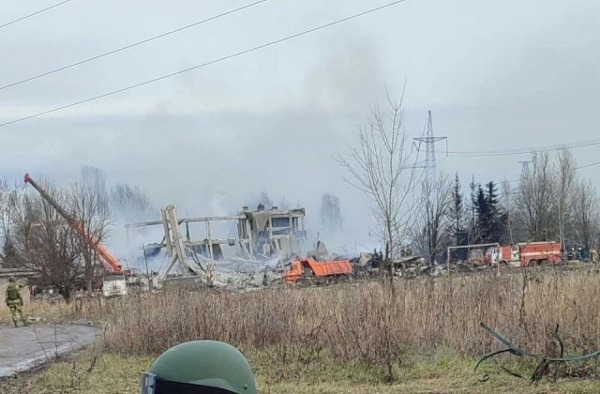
[5,277,28,327]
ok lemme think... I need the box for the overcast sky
[2,0,600,254]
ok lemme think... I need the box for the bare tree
[412,173,452,265]
[572,179,599,251]
[556,148,576,251]
[517,151,558,241]
[338,93,422,273]
[319,192,343,234]
[500,179,515,243]
[111,183,154,222]
[1,182,31,268]
[70,167,111,294]
[9,180,84,302]
[0,178,12,267]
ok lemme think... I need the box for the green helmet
[8,277,15,283]
[140,340,257,394]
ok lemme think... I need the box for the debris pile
[476,322,600,383]
[126,204,503,291]
[211,258,284,289]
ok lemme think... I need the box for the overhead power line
[502,160,600,184]
[0,0,268,91]
[575,160,600,170]
[438,138,600,157]
[0,0,410,129]
[0,0,74,30]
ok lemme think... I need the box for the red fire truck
[491,242,561,267]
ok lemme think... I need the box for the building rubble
[210,258,284,289]
[125,204,491,290]
[126,204,306,290]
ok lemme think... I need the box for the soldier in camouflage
[5,277,28,327]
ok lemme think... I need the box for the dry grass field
[3,267,600,392]
[100,267,600,362]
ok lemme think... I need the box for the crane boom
[24,173,123,272]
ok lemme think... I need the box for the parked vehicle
[483,247,500,265]
[283,258,353,284]
[498,242,561,267]
[468,249,485,266]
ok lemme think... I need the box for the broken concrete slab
[0,324,100,377]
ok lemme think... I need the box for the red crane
[24,173,124,272]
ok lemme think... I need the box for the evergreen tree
[472,181,507,243]
[449,173,464,245]
[448,173,469,260]
[468,176,479,244]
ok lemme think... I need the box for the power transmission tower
[413,110,447,186]
[518,160,532,179]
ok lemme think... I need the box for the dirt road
[0,324,100,377]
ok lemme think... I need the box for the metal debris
[476,322,600,383]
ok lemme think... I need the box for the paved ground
[0,324,100,377]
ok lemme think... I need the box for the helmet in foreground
[140,340,256,394]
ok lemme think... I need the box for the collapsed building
[126,205,307,288]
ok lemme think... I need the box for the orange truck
[494,242,561,267]
[283,258,353,284]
